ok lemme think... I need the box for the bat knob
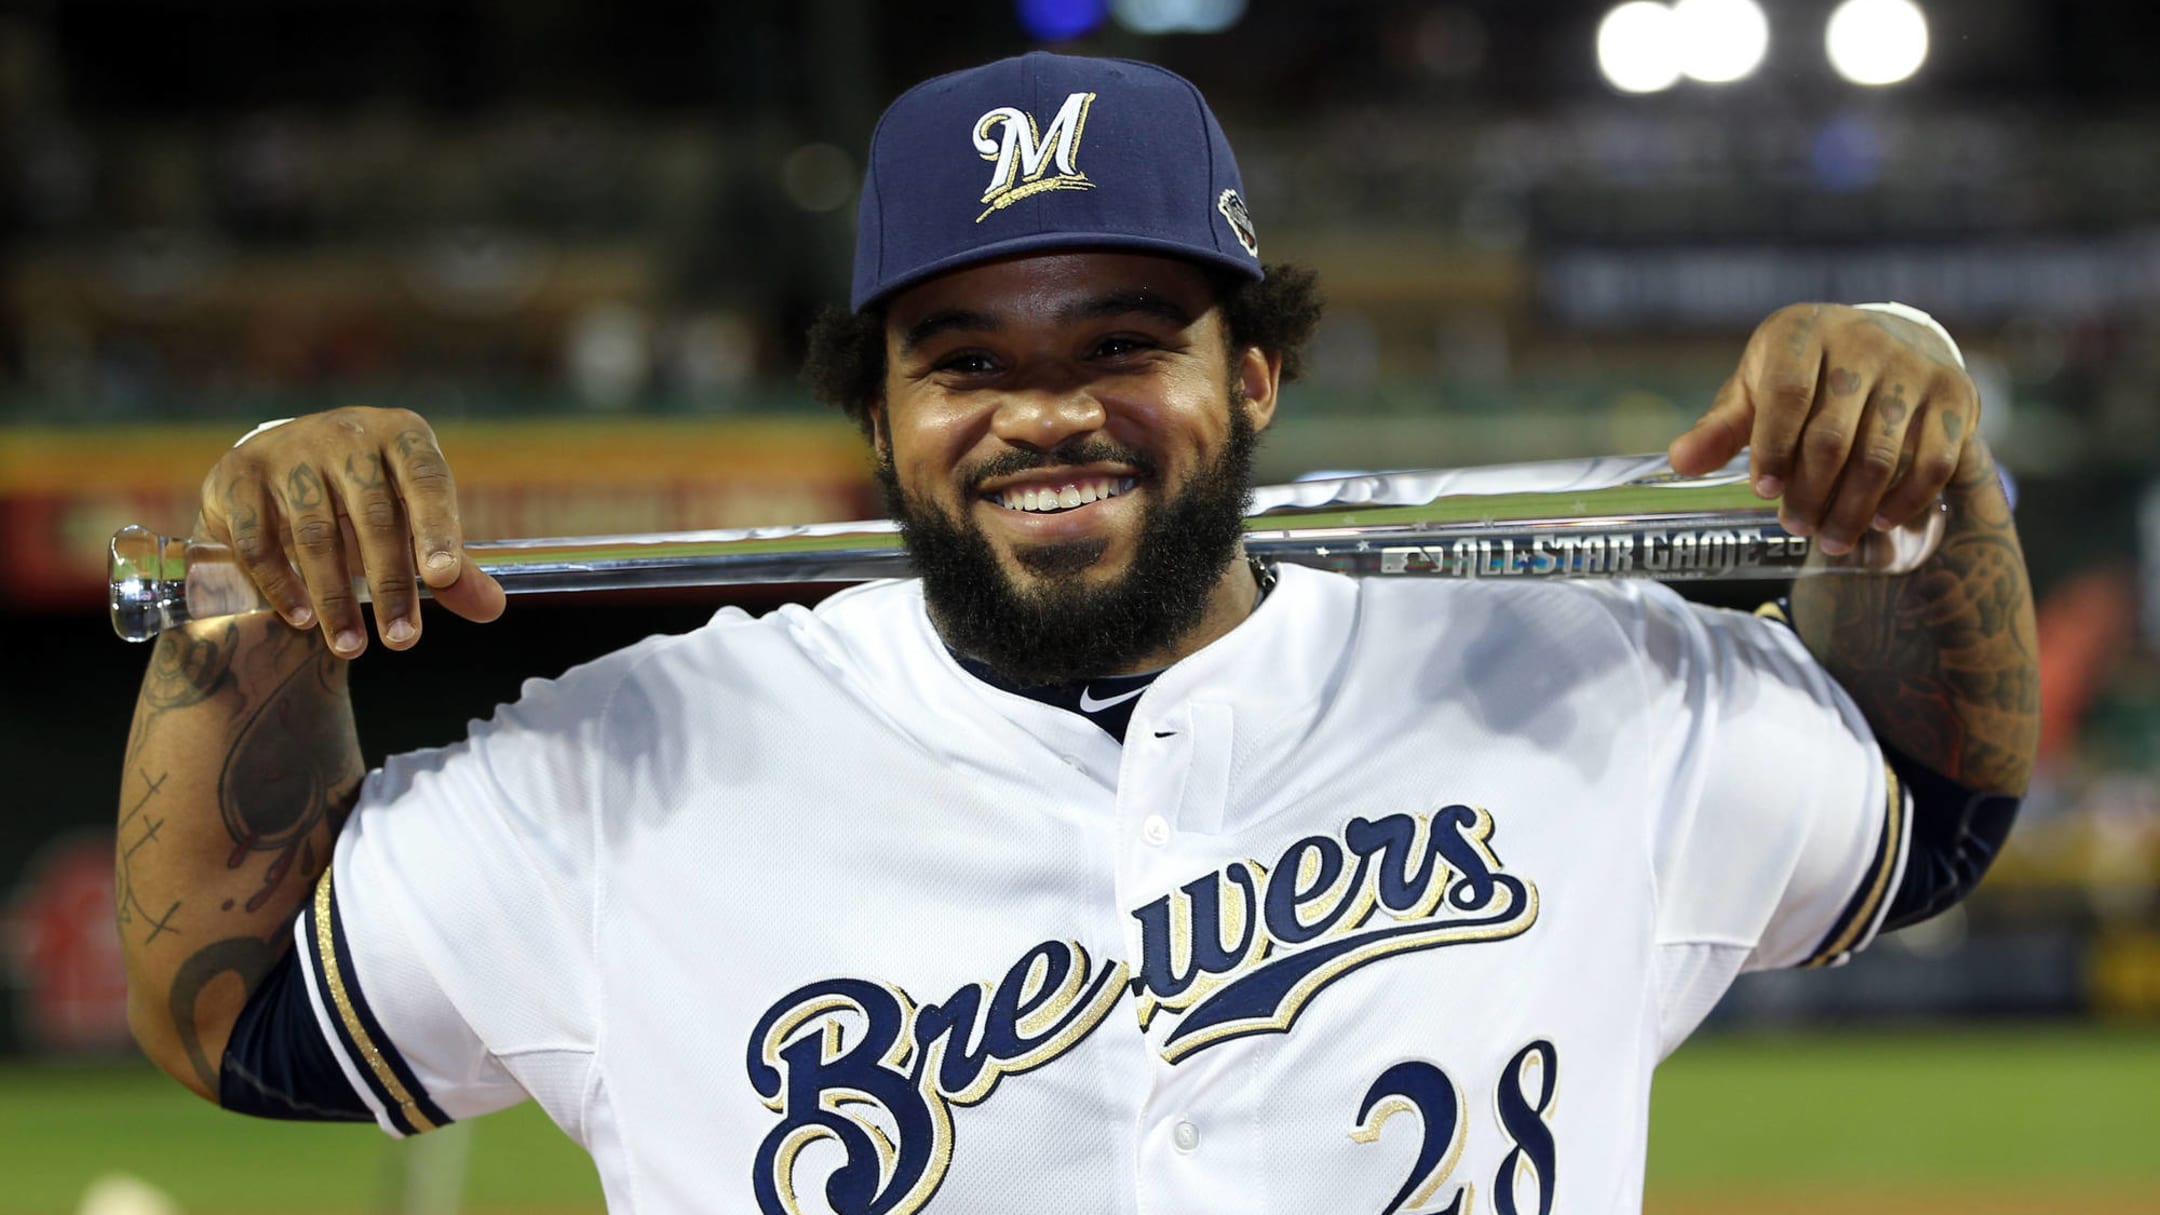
[110,524,183,643]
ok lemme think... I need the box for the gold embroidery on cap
[973,91,1096,222]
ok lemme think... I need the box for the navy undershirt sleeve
[218,940,371,1122]
[1878,742,2022,932]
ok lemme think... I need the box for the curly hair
[804,262,1325,438]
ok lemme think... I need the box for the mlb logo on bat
[973,91,1096,221]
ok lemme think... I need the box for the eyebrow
[897,291,1197,354]
[899,308,999,354]
[1061,290,1195,329]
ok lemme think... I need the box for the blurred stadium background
[3,0,2157,1211]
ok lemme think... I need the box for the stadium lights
[1598,0,1767,93]
[1674,0,1769,84]
[1826,0,1930,86]
[1597,2,1683,94]
[1600,0,1928,93]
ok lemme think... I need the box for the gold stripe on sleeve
[312,871,440,1133]
[1806,762,1906,968]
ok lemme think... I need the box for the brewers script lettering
[746,806,1539,1214]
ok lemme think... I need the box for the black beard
[877,403,1259,687]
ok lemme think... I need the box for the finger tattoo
[222,478,260,533]
[345,452,387,490]
[286,463,325,511]
[1830,367,1862,396]
[1881,388,1908,434]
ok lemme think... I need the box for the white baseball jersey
[292,565,1906,1213]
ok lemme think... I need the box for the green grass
[5,1026,2156,1213]
[1646,1025,2160,1186]
[1,1064,602,1214]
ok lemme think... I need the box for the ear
[1235,345,1283,433]
[868,398,891,462]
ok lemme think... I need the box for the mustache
[960,440,1161,495]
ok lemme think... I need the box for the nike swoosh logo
[1077,685,1148,713]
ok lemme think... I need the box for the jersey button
[1141,815,1171,846]
[1172,1119,1200,1153]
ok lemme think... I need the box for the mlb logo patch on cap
[851,51,1265,312]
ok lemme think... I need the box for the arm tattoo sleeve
[1793,441,2040,795]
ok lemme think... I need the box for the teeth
[997,477,1135,513]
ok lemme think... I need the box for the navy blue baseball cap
[849,51,1264,313]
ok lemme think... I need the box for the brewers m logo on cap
[973,91,1096,222]
[850,54,1262,312]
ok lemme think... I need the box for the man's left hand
[1667,302,1978,556]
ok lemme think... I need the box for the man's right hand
[198,407,506,657]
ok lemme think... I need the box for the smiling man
[862,251,1283,687]
[806,56,1323,693]
[119,52,2036,1214]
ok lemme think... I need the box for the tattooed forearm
[126,624,242,768]
[169,935,283,1092]
[115,768,183,946]
[119,611,362,1099]
[218,646,364,912]
[1793,439,2040,793]
[147,623,241,706]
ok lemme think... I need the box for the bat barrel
[1245,507,1942,581]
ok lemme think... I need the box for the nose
[988,385,1108,452]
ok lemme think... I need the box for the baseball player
[118,53,2035,1213]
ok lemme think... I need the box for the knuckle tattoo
[346,452,388,490]
[285,464,326,510]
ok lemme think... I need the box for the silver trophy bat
[108,452,1944,642]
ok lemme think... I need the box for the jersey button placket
[1118,707,1187,865]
